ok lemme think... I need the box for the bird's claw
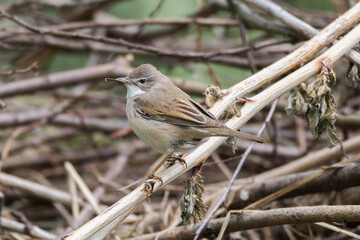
[168,155,187,167]
[143,174,163,199]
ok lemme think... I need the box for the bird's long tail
[209,127,265,143]
[229,130,265,143]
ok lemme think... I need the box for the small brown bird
[109,64,264,190]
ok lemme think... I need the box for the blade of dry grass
[68,170,80,221]
[65,162,102,215]
[0,172,83,205]
[315,222,360,240]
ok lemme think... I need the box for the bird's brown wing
[134,94,265,143]
[134,95,222,128]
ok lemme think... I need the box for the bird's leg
[146,154,172,181]
[143,154,172,198]
[167,154,187,167]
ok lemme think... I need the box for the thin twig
[315,222,360,240]
[133,0,166,40]
[194,98,279,240]
[50,17,245,30]
[228,0,257,73]
[244,154,360,210]
[0,61,38,76]
[244,0,360,65]
[0,9,291,60]
[0,172,83,205]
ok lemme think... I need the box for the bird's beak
[105,77,131,85]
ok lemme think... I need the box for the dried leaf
[221,99,241,121]
[346,62,360,87]
[305,68,339,148]
[180,170,206,225]
[204,85,223,108]
[204,85,241,121]
[326,122,338,148]
[226,136,238,153]
[286,88,306,117]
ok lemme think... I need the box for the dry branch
[68,143,143,230]
[1,217,57,239]
[0,110,129,131]
[222,0,296,36]
[315,222,360,240]
[231,157,360,209]
[55,17,240,29]
[2,147,118,170]
[1,128,79,156]
[0,57,131,99]
[0,32,288,66]
[0,172,83,205]
[65,162,102,215]
[194,98,279,239]
[0,9,287,61]
[210,3,360,118]
[248,134,360,184]
[0,62,38,76]
[243,0,360,65]
[0,58,208,99]
[124,205,360,240]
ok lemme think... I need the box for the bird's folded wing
[134,96,222,128]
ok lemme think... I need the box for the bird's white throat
[126,84,145,98]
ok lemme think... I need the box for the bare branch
[124,206,360,240]
[0,62,38,76]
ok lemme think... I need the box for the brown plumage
[114,64,265,156]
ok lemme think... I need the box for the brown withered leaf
[204,85,223,108]
[346,62,360,87]
[221,99,241,121]
[180,170,206,225]
[226,136,238,153]
[305,72,338,148]
[286,87,306,117]
[204,85,241,121]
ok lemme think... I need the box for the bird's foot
[167,154,187,167]
[143,174,163,199]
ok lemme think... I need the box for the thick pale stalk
[210,2,360,118]
[65,162,102,215]
[0,172,80,205]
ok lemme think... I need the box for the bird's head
[107,64,169,98]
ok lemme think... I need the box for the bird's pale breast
[126,98,201,154]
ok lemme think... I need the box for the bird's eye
[139,79,146,84]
